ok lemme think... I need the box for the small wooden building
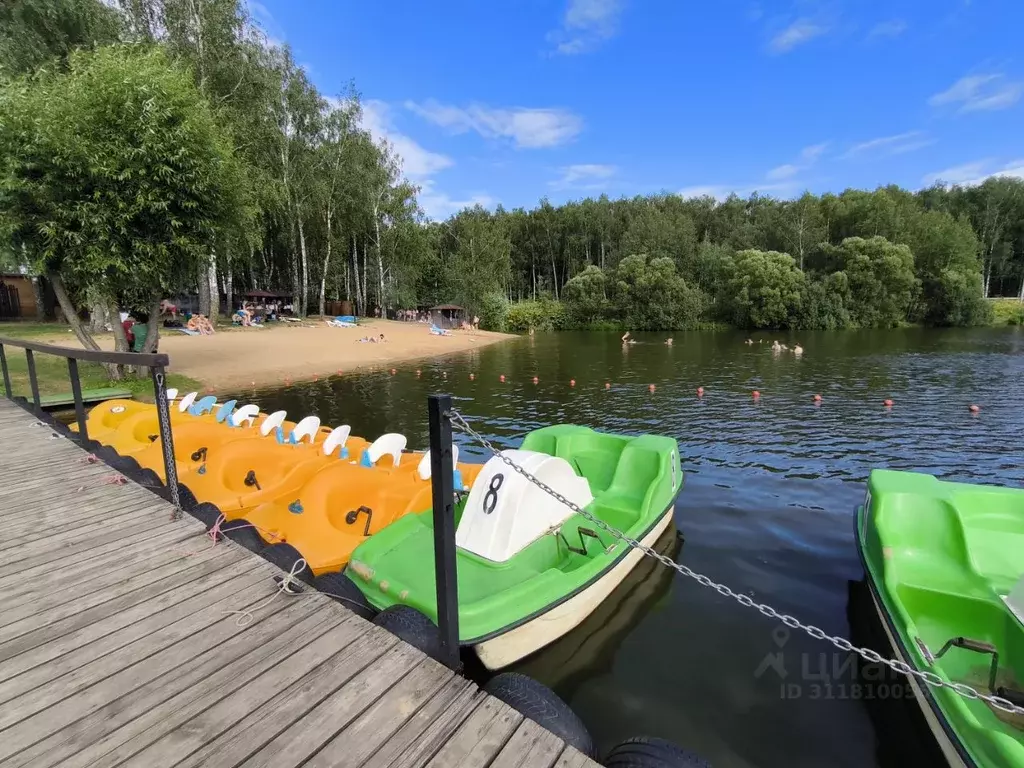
[429,304,467,329]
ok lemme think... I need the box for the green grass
[0,320,94,340]
[989,297,1024,326]
[2,342,201,402]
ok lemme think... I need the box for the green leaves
[0,45,242,307]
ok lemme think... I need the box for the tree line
[2,0,1023,349]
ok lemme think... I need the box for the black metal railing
[0,335,180,512]
[427,393,461,671]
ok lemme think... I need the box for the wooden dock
[0,399,596,768]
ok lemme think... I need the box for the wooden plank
[0,572,301,764]
[424,696,524,768]
[0,524,201,594]
[0,531,217,614]
[231,642,426,768]
[106,612,378,768]
[552,748,594,768]
[488,719,566,768]
[0,539,249,655]
[359,681,482,768]
[305,658,464,768]
[0,512,184,578]
[0,549,256,695]
[182,627,406,768]
[15,601,341,768]
[0,503,169,550]
[39,388,132,408]
[0,558,266,727]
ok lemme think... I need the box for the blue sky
[253,0,1024,219]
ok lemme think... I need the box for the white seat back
[178,391,198,412]
[322,425,351,457]
[416,445,459,480]
[259,410,287,436]
[456,450,593,563]
[166,388,178,401]
[366,433,407,467]
[230,404,260,427]
[291,415,321,444]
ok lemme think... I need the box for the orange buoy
[605,382,611,390]
[697,386,704,397]
[532,376,539,384]
[969,404,980,413]
[752,390,760,399]
[649,384,656,393]
[884,399,894,407]
[500,374,506,383]
[813,394,822,402]
[570,379,576,387]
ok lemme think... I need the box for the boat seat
[215,399,237,423]
[259,410,287,436]
[360,433,407,468]
[230,404,260,428]
[178,391,198,412]
[456,450,593,563]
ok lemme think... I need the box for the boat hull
[474,504,675,670]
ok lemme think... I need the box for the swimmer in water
[793,343,803,356]
[665,337,673,346]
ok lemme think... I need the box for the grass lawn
[1,321,202,401]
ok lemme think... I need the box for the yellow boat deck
[0,398,595,768]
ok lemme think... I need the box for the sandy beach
[155,320,514,389]
[25,319,515,390]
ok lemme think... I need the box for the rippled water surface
[233,327,1024,768]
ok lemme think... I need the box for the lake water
[227,327,1024,768]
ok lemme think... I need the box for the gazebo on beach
[429,304,467,329]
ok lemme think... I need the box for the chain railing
[445,406,1024,717]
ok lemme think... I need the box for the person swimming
[621,331,636,345]
[665,337,673,346]
[771,340,782,352]
[793,343,803,356]
[745,338,754,345]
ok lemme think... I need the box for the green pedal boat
[856,470,1024,767]
[347,424,681,669]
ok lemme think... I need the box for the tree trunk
[207,251,219,321]
[48,272,100,350]
[984,257,992,298]
[377,233,385,314]
[319,209,332,317]
[361,240,369,314]
[89,294,107,333]
[550,254,559,300]
[351,234,361,314]
[198,266,210,317]
[31,276,46,319]
[298,217,309,317]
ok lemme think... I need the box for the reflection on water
[227,327,1024,767]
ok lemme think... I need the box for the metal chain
[446,407,1024,717]
[153,371,182,519]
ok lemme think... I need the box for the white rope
[228,558,307,627]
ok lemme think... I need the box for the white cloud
[868,19,907,39]
[922,159,1024,187]
[551,164,617,190]
[417,180,495,220]
[360,100,453,179]
[548,0,624,55]
[929,74,1024,113]
[766,164,800,181]
[764,142,827,183]
[405,100,583,149]
[677,181,802,201]
[843,130,935,158]
[677,185,733,201]
[769,19,827,54]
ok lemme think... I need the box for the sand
[162,320,514,388]
[29,319,515,389]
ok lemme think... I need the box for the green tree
[562,265,610,326]
[612,254,704,330]
[0,0,120,75]
[0,45,243,362]
[821,237,917,327]
[725,250,805,329]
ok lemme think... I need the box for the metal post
[25,349,40,412]
[67,358,88,443]
[428,393,461,671]
[151,366,182,516]
[0,344,11,399]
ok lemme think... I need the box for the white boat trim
[867,585,968,768]
[473,505,675,670]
